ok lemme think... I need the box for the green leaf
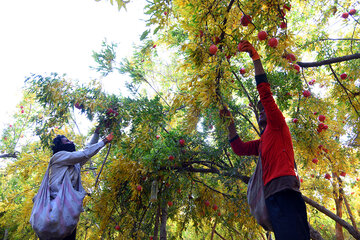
[153,26,161,35]
[140,29,150,41]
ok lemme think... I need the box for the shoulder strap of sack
[42,164,51,188]
[32,163,51,202]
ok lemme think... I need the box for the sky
[0,0,147,130]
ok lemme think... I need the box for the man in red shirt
[222,41,310,239]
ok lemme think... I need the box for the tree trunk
[160,205,167,240]
[3,229,8,240]
[335,197,344,240]
[153,202,161,240]
[344,195,358,231]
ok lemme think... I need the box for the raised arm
[220,106,260,156]
[80,127,108,166]
[88,126,101,145]
[238,41,286,129]
[51,132,114,166]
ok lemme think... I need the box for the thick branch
[0,153,17,159]
[297,53,360,68]
[309,225,325,240]
[344,195,358,231]
[303,195,360,239]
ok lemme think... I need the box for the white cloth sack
[30,164,85,240]
[247,154,273,231]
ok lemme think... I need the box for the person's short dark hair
[51,135,66,155]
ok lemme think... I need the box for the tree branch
[343,195,358,231]
[223,148,234,168]
[94,144,112,188]
[214,230,227,240]
[233,108,260,137]
[328,64,360,117]
[142,76,171,108]
[309,225,325,240]
[297,53,360,68]
[0,153,17,159]
[232,71,257,114]
[302,195,360,239]
[193,178,232,199]
[183,160,227,170]
[211,219,217,240]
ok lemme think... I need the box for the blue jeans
[265,190,310,240]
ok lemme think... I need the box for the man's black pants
[63,228,76,240]
[265,190,310,240]
[39,228,76,240]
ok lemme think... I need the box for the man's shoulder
[50,151,75,164]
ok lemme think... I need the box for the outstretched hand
[219,106,234,124]
[219,107,231,118]
[237,40,260,61]
[105,132,114,143]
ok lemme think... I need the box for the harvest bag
[247,154,273,231]
[30,165,85,240]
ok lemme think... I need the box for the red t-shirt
[230,81,296,186]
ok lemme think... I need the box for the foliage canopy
[1,0,360,239]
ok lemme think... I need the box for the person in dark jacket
[221,40,310,240]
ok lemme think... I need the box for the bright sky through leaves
[0,0,146,128]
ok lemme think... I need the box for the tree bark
[3,229,8,240]
[335,197,344,240]
[344,195,358,231]
[160,205,167,240]
[153,202,161,240]
[0,153,17,159]
[309,225,324,240]
[297,53,360,68]
[303,195,360,239]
